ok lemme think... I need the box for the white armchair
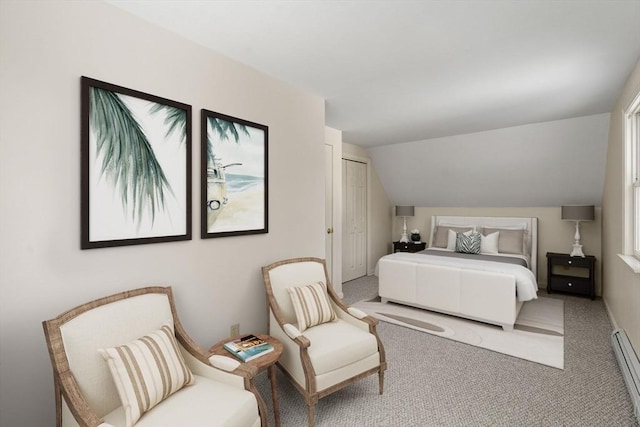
[262,257,386,427]
[42,286,266,427]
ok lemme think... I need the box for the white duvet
[377,252,539,301]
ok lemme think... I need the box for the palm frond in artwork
[206,117,250,163]
[89,87,173,225]
[150,103,187,145]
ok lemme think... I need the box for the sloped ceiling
[106,0,640,147]
[105,0,637,207]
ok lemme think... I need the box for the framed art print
[81,77,192,249]
[201,109,268,238]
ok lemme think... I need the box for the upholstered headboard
[428,215,538,279]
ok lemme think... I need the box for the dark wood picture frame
[201,109,268,238]
[81,77,192,249]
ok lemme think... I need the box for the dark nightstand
[546,252,596,299]
[393,241,426,253]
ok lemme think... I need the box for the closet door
[342,159,367,282]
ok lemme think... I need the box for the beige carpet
[354,296,564,369]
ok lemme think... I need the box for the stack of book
[223,334,274,362]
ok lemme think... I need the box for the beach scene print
[205,115,266,234]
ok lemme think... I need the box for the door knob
[327,228,333,234]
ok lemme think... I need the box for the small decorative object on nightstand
[393,241,426,253]
[546,252,596,299]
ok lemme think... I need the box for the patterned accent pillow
[98,324,195,427]
[455,232,481,254]
[287,281,337,332]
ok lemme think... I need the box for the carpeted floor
[255,275,638,426]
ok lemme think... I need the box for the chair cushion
[102,375,260,427]
[287,281,336,332]
[98,324,195,427]
[303,319,379,375]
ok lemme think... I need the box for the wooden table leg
[268,365,280,427]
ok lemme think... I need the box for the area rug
[353,297,564,369]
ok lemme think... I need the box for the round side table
[209,334,283,427]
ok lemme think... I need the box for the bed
[378,216,538,331]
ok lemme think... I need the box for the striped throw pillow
[287,281,337,332]
[98,324,195,427]
[455,231,481,254]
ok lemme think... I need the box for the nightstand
[393,241,426,253]
[546,252,596,300]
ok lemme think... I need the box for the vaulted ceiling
[106,0,639,148]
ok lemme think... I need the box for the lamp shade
[561,205,594,221]
[395,205,414,217]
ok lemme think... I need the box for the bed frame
[379,216,538,331]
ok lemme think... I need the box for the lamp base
[399,233,410,243]
[570,243,585,258]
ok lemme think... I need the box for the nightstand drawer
[549,277,591,296]
[553,257,591,268]
[393,241,426,253]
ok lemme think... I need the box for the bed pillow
[455,232,481,254]
[482,227,525,254]
[98,324,195,427]
[287,281,336,332]
[480,231,500,254]
[433,226,474,248]
[447,229,473,250]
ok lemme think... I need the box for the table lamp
[561,205,594,257]
[395,205,414,243]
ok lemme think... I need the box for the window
[624,91,640,263]
[633,111,640,258]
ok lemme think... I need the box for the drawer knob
[568,282,573,287]
[568,260,572,265]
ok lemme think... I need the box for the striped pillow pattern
[455,231,481,254]
[287,281,337,332]
[98,324,194,427]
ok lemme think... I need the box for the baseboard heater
[612,329,640,423]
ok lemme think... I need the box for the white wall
[368,114,610,207]
[0,2,325,426]
[602,58,640,353]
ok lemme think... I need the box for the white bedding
[380,251,538,302]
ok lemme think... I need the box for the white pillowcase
[480,231,500,254]
[447,229,472,250]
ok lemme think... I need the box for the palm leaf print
[207,117,249,163]
[150,103,187,145]
[89,87,173,225]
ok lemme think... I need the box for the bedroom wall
[391,207,602,294]
[0,2,325,426]
[602,57,640,353]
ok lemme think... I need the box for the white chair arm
[347,307,367,319]
[208,355,241,372]
[283,323,302,339]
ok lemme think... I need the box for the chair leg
[307,401,315,427]
[378,369,384,395]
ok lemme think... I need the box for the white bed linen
[379,251,538,302]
